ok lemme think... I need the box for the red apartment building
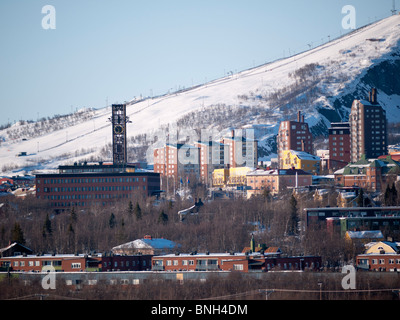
[328,122,350,170]
[277,111,313,169]
[153,143,200,185]
[194,141,226,185]
[0,252,152,272]
[349,88,388,163]
[35,163,160,209]
[152,252,321,273]
[221,130,258,169]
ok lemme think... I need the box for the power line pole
[392,0,397,15]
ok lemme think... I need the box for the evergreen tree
[11,222,25,244]
[109,213,116,229]
[158,210,169,225]
[288,195,299,235]
[391,183,398,206]
[356,188,364,207]
[43,214,52,236]
[70,207,77,223]
[134,202,142,220]
[384,184,391,206]
[128,201,134,215]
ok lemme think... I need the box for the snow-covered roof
[289,150,320,161]
[112,238,178,251]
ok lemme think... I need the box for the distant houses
[246,168,312,198]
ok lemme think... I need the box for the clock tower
[109,104,130,165]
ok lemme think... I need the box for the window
[233,264,244,271]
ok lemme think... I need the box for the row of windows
[41,191,142,201]
[360,258,400,265]
[40,185,145,193]
[103,260,147,268]
[39,177,147,184]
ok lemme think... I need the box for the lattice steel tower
[109,104,131,165]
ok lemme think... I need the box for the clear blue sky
[0,0,396,125]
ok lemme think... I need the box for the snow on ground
[1,15,400,176]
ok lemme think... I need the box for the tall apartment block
[154,129,258,186]
[349,88,388,162]
[221,130,258,169]
[328,122,350,170]
[277,111,313,169]
[153,143,200,185]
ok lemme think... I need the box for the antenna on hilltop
[392,0,397,15]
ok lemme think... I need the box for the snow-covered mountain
[1,15,400,176]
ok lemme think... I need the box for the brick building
[357,241,400,272]
[349,88,388,163]
[328,122,351,170]
[277,111,313,169]
[334,155,400,192]
[221,130,258,169]
[154,130,257,185]
[194,141,226,185]
[0,250,152,272]
[153,143,200,185]
[36,162,160,209]
[246,168,312,197]
[152,251,321,273]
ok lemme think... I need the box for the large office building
[36,163,160,208]
[349,88,388,162]
[36,104,161,208]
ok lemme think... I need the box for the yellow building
[212,167,253,187]
[365,241,399,254]
[281,150,321,174]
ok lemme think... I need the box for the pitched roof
[112,238,178,251]
[289,150,321,161]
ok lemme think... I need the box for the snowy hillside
[1,15,400,176]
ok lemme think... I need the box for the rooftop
[289,150,321,161]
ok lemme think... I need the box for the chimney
[369,88,378,104]
[231,129,235,138]
[297,111,301,122]
[301,115,305,123]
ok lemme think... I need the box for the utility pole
[392,0,397,15]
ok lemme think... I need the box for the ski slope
[1,15,400,176]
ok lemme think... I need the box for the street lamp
[318,281,323,300]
